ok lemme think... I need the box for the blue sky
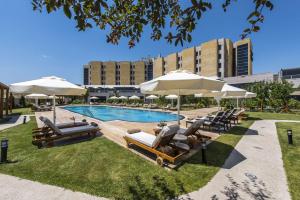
[0,1,299,84]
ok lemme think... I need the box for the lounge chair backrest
[39,116,62,134]
[235,109,245,116]
[183,119,204,136]
[152,124,179,148]
[226,108,237,119]
[212,111,224,122]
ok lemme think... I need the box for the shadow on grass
[0,114,21,125]
[211,172,273,200]
[124,175,194,200]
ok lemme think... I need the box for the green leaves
[31,0,275,48]
[63,5,72,19]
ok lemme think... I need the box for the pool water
[63,106,184,123]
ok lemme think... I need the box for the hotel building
[83,60,153,86]
[153,38,253,79]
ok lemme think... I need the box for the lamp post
[1,139,8,163]
[287,130,293,145]
[201,141,207,164]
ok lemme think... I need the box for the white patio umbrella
[10,76,86,124]
[146,95,159,99]
[109,96,118,100]
[25,93,48,105]
[90,96,99,100]
[245,92,257,98]
[118,96,128,100]
[146,94,159,104]
[140,70,224,124]
[195,84,247,109]
[129,95,140,100]
[165,94,178,107]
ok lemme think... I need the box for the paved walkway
[182,120,296,200]
[0,115,31,131]
[0,173,107,200]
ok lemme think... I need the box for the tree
[269,80,293,112]
[251,81,270,111]
[32,0,274,48]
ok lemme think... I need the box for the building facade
[153,38,253,79]
[83,60,153,86]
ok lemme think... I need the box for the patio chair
[202,111,225,132]
[230,108,246,124]
[32,117,100,148]
[124,124,190,166]
[32,104,52,112]
[177,119,211,147]
[33,116,90,134]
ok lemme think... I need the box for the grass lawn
[247,111,300,121]
[0,117,254,199]
[11,107,33,115]
[276,122,300,200]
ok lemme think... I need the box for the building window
[218,63,222,68]
[218,72,221,77]
[218,45,222,50]
[218,54,222,59]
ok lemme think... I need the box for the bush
[71,99,84,104]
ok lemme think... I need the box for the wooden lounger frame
[32,128,99,148]
[124,136,187,166]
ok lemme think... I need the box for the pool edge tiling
[63,105,184,123]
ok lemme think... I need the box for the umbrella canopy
[118,96,128,100]
[109,96,118,100]
[195,84,246,98]
[25,93,49,106]
[129,95,140,100]
[245,92,257,98]
[48,95,59,99]
[90,96,99,100]
[165,94,178,99]
[141,70,224,95]
[146,95,159,100]
[25,93,48,99]
[10,76,86,96]
[140,70,224,124]
[10,76,86,124]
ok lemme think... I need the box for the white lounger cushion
[60,125,98,135]
[125,131,156,147]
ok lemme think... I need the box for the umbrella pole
[177,91,180,125]
[237,98,239,109]
[35,98,38,106]
[53,94,56,124]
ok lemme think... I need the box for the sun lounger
[33,116,89,134]
[32,104,52,112]
[230,108,245,124]
[124,124,190,166]
[177,119,211,146]
[202,111,225,132]
[32,117,100,148]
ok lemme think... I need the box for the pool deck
[34,106,219,147]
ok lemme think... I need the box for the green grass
[247,111,300,121]
[0,117,253,199]
[11,107,33,115]
[276,122,300,200]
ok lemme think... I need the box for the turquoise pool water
[63,106,183,123]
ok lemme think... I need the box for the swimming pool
[63,106,184,123]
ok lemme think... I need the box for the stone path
[0,115,31,131]
[0,173,107,200]
[182,120,296,200]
